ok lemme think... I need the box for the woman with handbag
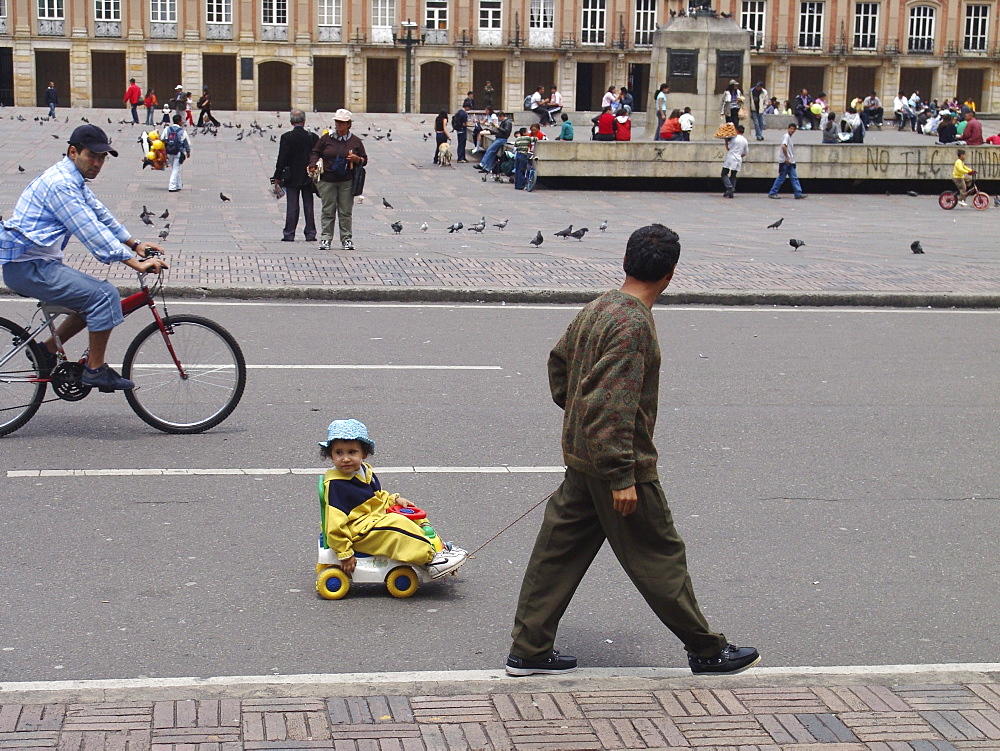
[721,81,743,126]
[308,109,367,252]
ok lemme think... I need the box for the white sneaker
[958,200,968,206]
[426,548,468,579]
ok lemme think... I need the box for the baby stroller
[482,142,516,183]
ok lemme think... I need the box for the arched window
[907,5,935,52]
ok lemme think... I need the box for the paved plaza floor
[0,107,998,305]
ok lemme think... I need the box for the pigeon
[994,195,1000,208]
[554,224,573,238]
[141,205,152,218]
[447,222,463,233]
[789,238,805,250]
[910,240,924,254]
[420,119,426,124]
[570,227,589,241]
[767,217,784,229]
[529,231,544,247]
[140,214,154,226]
[907,190,920,197]
[420,222,429,232]
[493,219,509,230]
[391,221,403,234]
[468,217,486,233]
[17,165,25,172]
[159,209,169,220]
[382,197,393,209]
[374,134,384,140]
[220,193,231,202]
[599,220,608,232]
[158,227,170,240]
[423,134,429,141]
[81,117,89,123]
[107,118,112,124]
[51,133,59,139]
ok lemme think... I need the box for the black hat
[67,124,118,157]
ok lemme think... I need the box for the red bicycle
[939,179,991,210]
[0,259,246,437]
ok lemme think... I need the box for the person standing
[143,88,157,126]
[0,124,167,391]
[462,91,475,109]
[432,110,450,164]
[308,108,367,252]
[749,81,767,141]
[453,101,471,163]
[654,83,670,141]
[505,223,761,678]
[123,78,142,125]
[720,80,742,126]
[164,114,191,193]
[196,86,221,127]
[483,80,494,108]
[172,85,186,113]
[273,109,319,242]
[512,127,537,190]
[768,123,806,199]
[720,124,749,198]
[45,82,58,120]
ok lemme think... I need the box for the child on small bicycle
[318,419,468,579]
[953,150,976,207]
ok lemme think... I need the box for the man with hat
[0,125,168,391]
[172,85,186,114]
[308,109,367,251]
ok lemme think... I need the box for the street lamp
[393,19,423,114]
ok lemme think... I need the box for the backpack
[197,95,208,110]
[164,125,181,155]
[523,94,534,110]
[451,112,463,131]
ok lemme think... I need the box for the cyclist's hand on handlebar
[136,241,167,258]
[124,255,169,273]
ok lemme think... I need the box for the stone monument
[645,9,752,141]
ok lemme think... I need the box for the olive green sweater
[548,290,660,490]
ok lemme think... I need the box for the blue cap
[318,419,375,455]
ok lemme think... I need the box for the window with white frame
[372,0,394,26]
[634,0,656,45]
[37,0,63,19]
[262,0,285,24]
[94,0,119,20]
[317,0,340,25]
[853,2,878,49]
[798,1,823,48]
[0,0,6,16]
[581,0,605,44]
[150,0,176,22]
[206,0,230,23]
[964,4,988,50]
[907,5,934,51]
[529,0,553,28]
[479,0,500,28]
[426,0,447,29]
[741,0,765,48]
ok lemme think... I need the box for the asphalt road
[1,299,997,682]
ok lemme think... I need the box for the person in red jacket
[123,78,142,125]
[614,106,633,141]
[961,111,984,146]
[660,109,684,141]
[592,107,615,141]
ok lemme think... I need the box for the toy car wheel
[938,191,957,210]
[972,192,991,210]
[316,567,350,600]
[385,566,419,598]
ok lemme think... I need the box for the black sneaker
[82,364,135,392]
[505,650,578,677]
[688,644,761,675]
[30,347,58,376]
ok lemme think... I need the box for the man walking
[123,78,142,125]
[749,81,767,141]
[164,114,191,192]
[654,83,669,141]
[721,124,749,198]
[506,223,761,678]
[196,86,221,127]
[768,123,806,199]
[45,82,58,120]
[273,109,319,242]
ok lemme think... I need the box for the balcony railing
[908,37,934,53]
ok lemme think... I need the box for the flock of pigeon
[767,215,926,254]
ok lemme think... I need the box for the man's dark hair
[736,124,745,133]
[172,113,183,124]
[623,224,680,281]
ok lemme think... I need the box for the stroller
[481,142,516,183]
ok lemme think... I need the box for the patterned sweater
[548,290,660,490]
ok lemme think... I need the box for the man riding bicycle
[0,125,168,391]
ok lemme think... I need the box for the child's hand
[339,555,357,575]
[396,497,414,508]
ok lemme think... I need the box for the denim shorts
[2,258,123,331]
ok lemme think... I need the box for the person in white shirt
[654,83,670,141]
[894,90,915,131]
[601,86,618,111]
[678,107,695,141]
[720,124,749,198]
[545,87,563,126]
[748,82,768,141]
[529,86,548,125]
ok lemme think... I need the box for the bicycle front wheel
[122,314,246,434]
[0,317,47,437]
[525,167,538,192]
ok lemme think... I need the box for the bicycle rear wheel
[525,167,538,192]
[122,314,246,434]
[0,317,47,437]
[938,191,957,210]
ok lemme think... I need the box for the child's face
[328,439,367,474]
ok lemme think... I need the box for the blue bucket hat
[318,419,375,455]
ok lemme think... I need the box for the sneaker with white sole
[342,239,355,251]
[318,239,331,250]
[426,548,468,579]
[958,200,968,207]
[505,650,578,676]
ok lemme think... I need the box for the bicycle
[0,254,246,437]
[525,154,538,193]
[939,178,991,210]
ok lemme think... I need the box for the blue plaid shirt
[0,156,133,265]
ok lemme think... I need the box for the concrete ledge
[532,139,1000,181]
[511,110,606,128]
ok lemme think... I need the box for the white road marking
[7,466,566,478]
[124,364,502,370]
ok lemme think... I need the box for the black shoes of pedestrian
[688,644,761,675]
[81,364,135,392]
[505,651,578,676]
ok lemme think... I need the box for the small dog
[437,141,452,167]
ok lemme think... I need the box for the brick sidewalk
[3,675,1000,750]
[1,108,999,304]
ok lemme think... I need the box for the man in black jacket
[272,109,319,242]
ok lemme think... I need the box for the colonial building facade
[0,0,996,113]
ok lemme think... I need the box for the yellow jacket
[321,463,399,560]
[953,158,973,179]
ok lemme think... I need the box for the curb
[4,285,993,309]
[2,664,999,704]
